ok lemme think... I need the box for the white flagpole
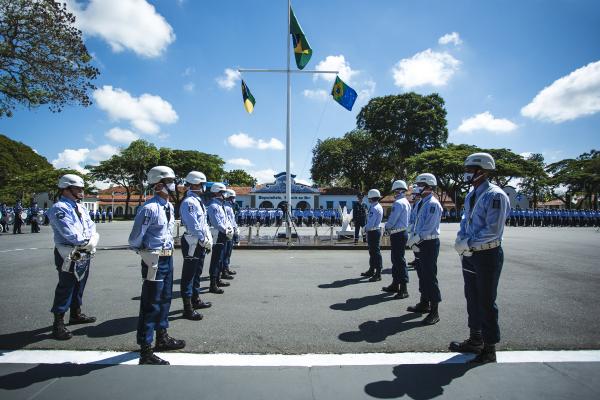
[286,0,292,243]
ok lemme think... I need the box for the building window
[236,201,243,208]
[259,201,274,208]
[326,201,333,209]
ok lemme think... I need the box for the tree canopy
[0,0,99,117]
[224,169,257,187]
[0,133,52,188]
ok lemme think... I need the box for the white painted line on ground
[1,350,599,366]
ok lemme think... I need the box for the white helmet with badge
[225,189,236,198]
[464,152,496,170]
[210,182,227,193]
[392,180,408,191]
[58,174,84,189]
[185,171,207,185]
[147,166,175,185]
[415,173,437,187]
[367,189,381,199]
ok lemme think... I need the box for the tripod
[273,208,301,244]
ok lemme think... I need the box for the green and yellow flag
[241,80,255,114]
[290,7,312,70]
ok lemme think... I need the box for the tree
[0,0,99,117]
[518,153,550,208]
[0,133,53,187]
[356,92,448,177]
[0,167,86,204]
[547,150,600,209]
[87,154,137,218]
[224,169,256,187]
[120,140,160,208]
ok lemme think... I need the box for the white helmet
[185,171,207,185]
[225,189,236,198]
[367,189,381,199]
[415,173,437,187]
[391,180,408,191]
[210,182,227,193]
[464,152,495,170]
[147,166,175,185]
[58,174,84,189]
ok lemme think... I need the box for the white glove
[411,244,420,253]
[454,237,470,255]
[81,232,100,251]
[202,234,213,249]
[226,227,234,240]
[406,233,421,249]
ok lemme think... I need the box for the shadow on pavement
[71,316,138,338]
[318,277,364,289]
[338,313,423,343]
[330,292,396,311]
[364,362,473,399]
[0,326,53,349]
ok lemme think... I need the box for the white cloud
[227,158,254,167]
[314,55,358,83]
[520,152,533,159]
[216,68,241,90]
[250,169,277,184]
[358,80,376,101]
[65,0,175,58]
[226,133,284,150]
[392,49,460,89]
[457,111,518,134]
[105,127,139,144]
[52,145,119,173]
[303,89,329,101]
[183,82,195,93]
[521,60,600,123]
[182,67,195,77]
[438,32,462,46]
[93,86,178,135]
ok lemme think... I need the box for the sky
[1,0,599,184]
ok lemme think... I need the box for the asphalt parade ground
[1,222,599,399]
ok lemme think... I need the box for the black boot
[182,297,203,321]
[154,329,185,351]
[422,302,440,325]
[139,344,169,365]
[360,269,374,277]
[449,334,484,354]
[69,307,97,325]
[221,271,234,280]
[225,268,237,275]
[217,279,230,287]
[394,283,409,299]
[382,283,399,293]
[368,272,382,282]
[407,298,431,313]
[209,277,224,294]
[192,295,212,309]
[469,344,497,364]
[52,313,72,340]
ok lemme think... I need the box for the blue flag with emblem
[331,75,357,111]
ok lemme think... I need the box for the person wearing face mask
[451,153,510,364]
[207,182,234,294]
[129,166,185,365]
[382,180,412,299]
[47,174,100,341]
[179,171,213,322]
[407,185,421,269]
[406,173,443,325]
[360,189,384,281]
[221,189,238,279]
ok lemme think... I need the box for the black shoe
[422,303,440,325]
[361,270,374,277]
[449,337,484,354]
[407,301,431,313]
[182,298,203,321]
[368,275,382,282]
[52,313,72,340]
[221,273,234,280]
[217,279,230,287]
[139,344,169,365]
[154,329,186,351]
[225,268,237,275]
[209,278,224,294]
[69,308,97,325]
[469,345,496,364]
[394,283,409,299]
[192,296,212,309]
[382,284,399,293]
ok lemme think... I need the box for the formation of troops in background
[236,207,342,227]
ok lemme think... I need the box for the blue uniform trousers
[222,238,233,270]
[390,231,409,284]
[354,223,366,242]
[416,239,441,303]
[137,256,173,345]
[180,235,206,299]
[461,246,503,344]
[51,249,90,314]
[367,230,383,274]
[209,232,227,278]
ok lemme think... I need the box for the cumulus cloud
[438,32,462,46]
[358,79,376,101]
[457,111,518,134]
[227,158,254,167]
[183,82,195,93]
[250,169,277,184]
[303,89,329,101]
[521,60,600,123]
[52,145,119,173]
[105,127,139,144]
[226,133,284,150]
[216,68,241,90]
[392,49,460,89]
[93,86,178,135]
[65,0,175,58]
[314,55,358,83]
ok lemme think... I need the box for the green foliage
[0,167,85,204]
[0,133,53,188]
[224,169,257,187]
[518,153,551,208]
[0,0,99,117]
[546,149,600,209]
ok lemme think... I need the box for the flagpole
[286,0,292,244]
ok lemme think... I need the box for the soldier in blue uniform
[353,193,368,244]
[222,189,238,279]
[294,207,303,227]
[406,173,443,325]
[452,153,510,364]
[360,189,384,281]
[108,209,113,222]
[13,200,23,234]
[30,202,41,233]
[207,183,234,294]
[382,180,411,299]
[179,171,213,321]
[48,174,99,340]
[129,166,185,365]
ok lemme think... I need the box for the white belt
[421,234,439,241]
[158,249,173,256]
[470,240,501,252]
[389,228,407,234]
[367,228,381,232]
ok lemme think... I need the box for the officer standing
[222,189,238,279]
[207,183,234,294]
[13,200,23,234]
[360,189,384,281]
[108,209,113,223]
[128,166,185,365]
[30,202,41,233]
[179,171,213,321]
[406,173,443,325]
[452,153,510,364]
[48,174,99,340]
[383,180,411,299]
[353,193,368,244]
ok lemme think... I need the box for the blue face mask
[464,172,475,183]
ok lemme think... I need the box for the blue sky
[1,0,599,184]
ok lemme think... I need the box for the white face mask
[412,186,422,194]
[464,172,475,183]
[166,182,176,192]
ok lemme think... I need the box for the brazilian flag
[290,8,312,70]
[331,76,357,111]
[241,80,255,114]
